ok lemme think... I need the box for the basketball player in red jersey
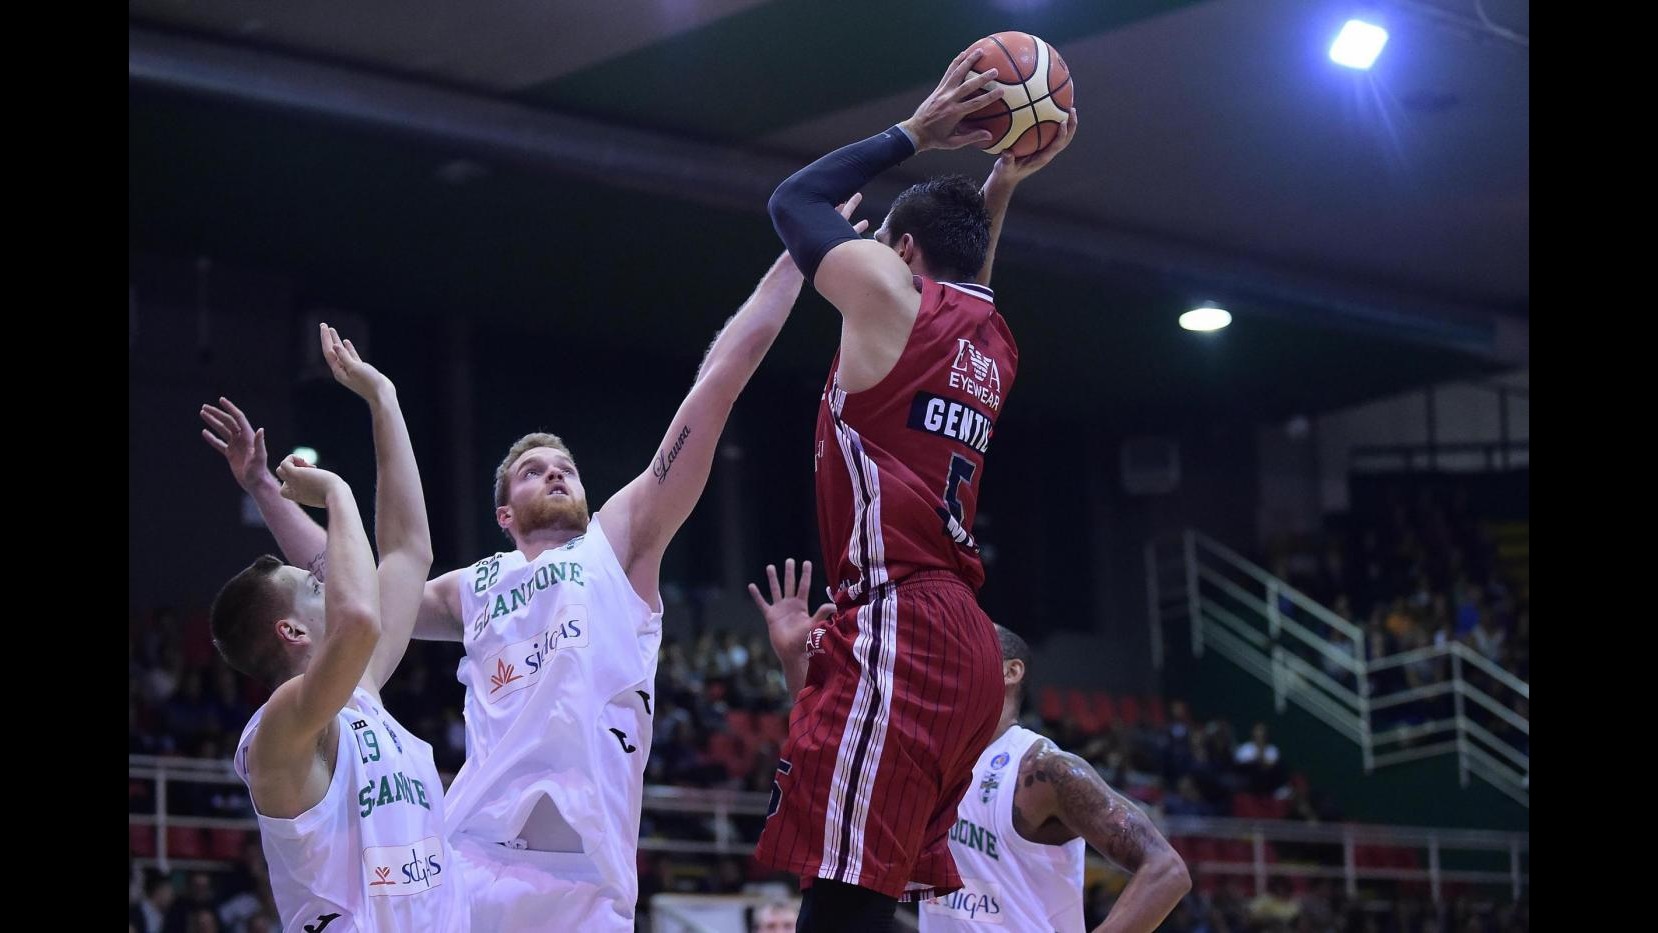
[756,49,1077,930]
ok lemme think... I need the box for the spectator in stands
[1472,610,1507,665]
[1427,591,1452,636]
[1206,720,1238,764]
[1330,593,1355,626]
[163,669,219,753]
[130,680,163,755]
[1164,775,1213,817]
[750,899,800,933]
[163,871,217,933]
[1187,731,1228,807]
[693,631,726,678]
[1454,581,1483,638]
[721,630,750,674]
[1283,777,1319,825]
[142,646,186,708]
[1206,722,1254,802]
[137,606,181,669]
[1319,620,1359,692]
[1234,722,1287,797]
[1165,700,1198,783]
[1247,876,1300,930]
[216,841,279,933]
[1358,532,1387,609]
[1512,606,1529,670]
[1365,619,1406,705]
[1384,596,1416,643]
[1213,883,1251,932]
[1319,543,1349,604]
[1288,882,1336,932]
[660,638,695,693]
[207,666,252,739]
[713,857,745,893]
[1402,625,1441,722]
[131,872,174,933]
[1408,573,1433,613]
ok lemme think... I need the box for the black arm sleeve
[768,125,917,282]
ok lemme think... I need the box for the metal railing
[1351,441,1529,473]
[128,756,774,870]
[1146,531,1529,806]
[130,759,1526,902]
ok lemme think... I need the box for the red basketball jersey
[815,276,1018,604]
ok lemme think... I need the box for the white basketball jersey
[443,515,663,911]
[234,687,469,933]
[920,725,1086,933]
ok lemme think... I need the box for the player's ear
[897,233,918,265]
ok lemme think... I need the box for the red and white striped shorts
[753,570,1004,901]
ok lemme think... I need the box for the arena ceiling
[129,0,1528,424]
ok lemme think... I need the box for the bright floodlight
[291,446,320,465]
[1180,306,1232,332]
[1330,20,1388,70]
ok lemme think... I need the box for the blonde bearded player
[209,205,866,931]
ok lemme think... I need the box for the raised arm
[245,458,381,817]
[768,49,1002,391]
[201,397,329,578]
[316,323,435,686]
[599,249,812,604]
[1017,740,1191,933]
[976,108,1078,287]
[770,49,1002,296]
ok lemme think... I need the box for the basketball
[959,32,1074,158]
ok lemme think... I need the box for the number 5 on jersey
[938,453,978,550]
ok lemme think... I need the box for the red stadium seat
[1146,695,1168,728]
[726,710,755,737]
[1039,686,1065,722]
[1117,694,1142,728]
[209,827,250,860]
[1090,691,1118,730]
[166,826,207,859]
[757,712,789,745]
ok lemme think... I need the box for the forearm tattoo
[1024,742,1162,872]
[652,426,692,484]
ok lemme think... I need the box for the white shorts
[451,833,633,932]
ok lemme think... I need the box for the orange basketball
[958,32,1074,158]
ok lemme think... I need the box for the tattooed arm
[1012,739,1191,933]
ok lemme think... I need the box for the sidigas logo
[923,877,1004,923]
[489,659,523,694]
[364,837,445,897]
[480,608,590,702]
